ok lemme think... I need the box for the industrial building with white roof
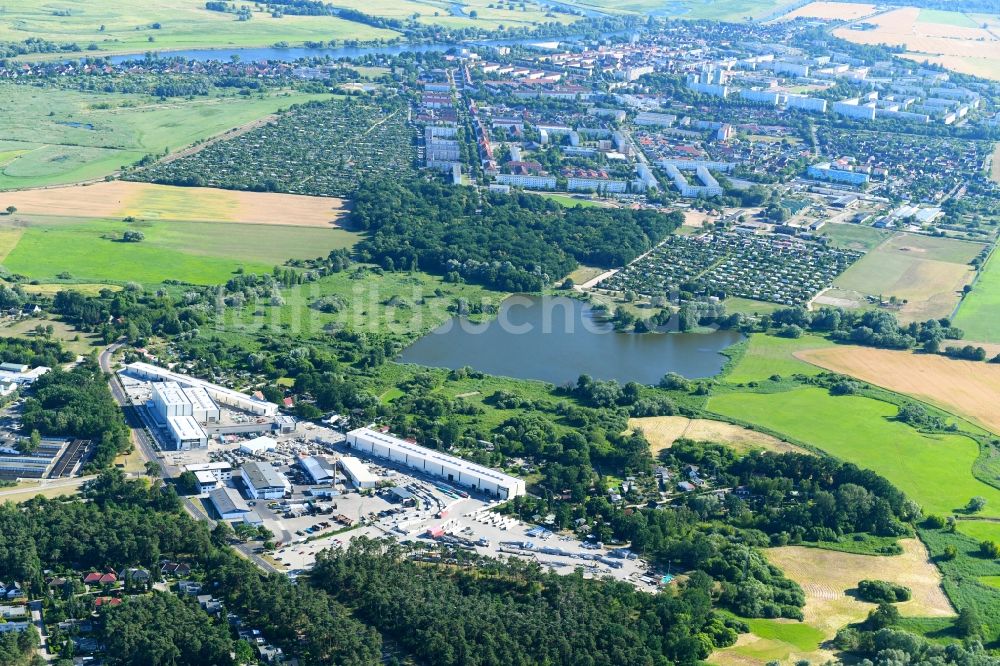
[338,456,377,489]
[241,461,291,500]
[345,427,526,499]
[126,362,279,417]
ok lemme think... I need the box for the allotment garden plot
[131,98,415,197]
[597,233,862,306]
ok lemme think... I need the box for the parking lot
[119,374,661,591]
[265,442,659,591]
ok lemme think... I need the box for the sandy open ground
[629,416,807,455]
[834,7,1000,80]
[715,538,952,666]
[780,1,877,21]
[0,181,347,227]
[769,539,954,627]
[797,346,1000,435]
[683,210,715,228]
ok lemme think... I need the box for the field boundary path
[154,113,280,166]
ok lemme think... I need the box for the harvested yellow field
[0,226,22,261]
[770,539,953,625]
[628,416,808,455]
[780,1,876,21]
[19,282,122,297]
[715,539,952,666]
[797,346,1000,435]
[834,7,1000,80]
[0,181,347,228]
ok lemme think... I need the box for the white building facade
[345,427,526,499]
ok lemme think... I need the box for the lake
[398,295,742,385]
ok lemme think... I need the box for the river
[398,295,742,385]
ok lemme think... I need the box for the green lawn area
[0,1,397,56]
[956,520,1000,544]
[743,619,825,652]
[917,9,978,28]
[724,333,835,384]
[0,85,332,189]
[537,193,609,208]
[833,232,981,322]
[834,234,982,297]
[217,268,506,344]
[2,215,359,286]
[708,387,1000,517]
[721,297,786,317]
[981,576,1000,590]
[0,317,102,356]
[954,248,1000,343]
[820,223,893,252]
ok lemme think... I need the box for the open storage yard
[797,345,1000,436]
[597,233,861,306]
[131,97,416,197]
[0,182,348,228]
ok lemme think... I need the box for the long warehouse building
[126,362,278,416]
[345,427,526,499]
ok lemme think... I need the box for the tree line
[352,178,683,291]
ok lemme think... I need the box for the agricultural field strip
[707,387,1000,519]
[1,182,348,228]
[794,346,1000,437]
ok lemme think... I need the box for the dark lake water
[398,295,743,385]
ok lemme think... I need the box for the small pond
[398,295,743,385]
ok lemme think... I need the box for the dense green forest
[0,471,742,665]
[312,536,741,666]
[352,179,683,290]
[20,358,131,469]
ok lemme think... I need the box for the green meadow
[737,619,825,655]
[557,0,800,21]
[916,9,978,28]
[216,267,505,343]
[707,387,1000,518]
[724,333,834,384]
[720,297,787,317]
[0,85,332,190]
[0,1,398,56]
[820,223,893,252]
[1,215,358,286]
[956,520,1000,544]
[954,249,1000,343]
